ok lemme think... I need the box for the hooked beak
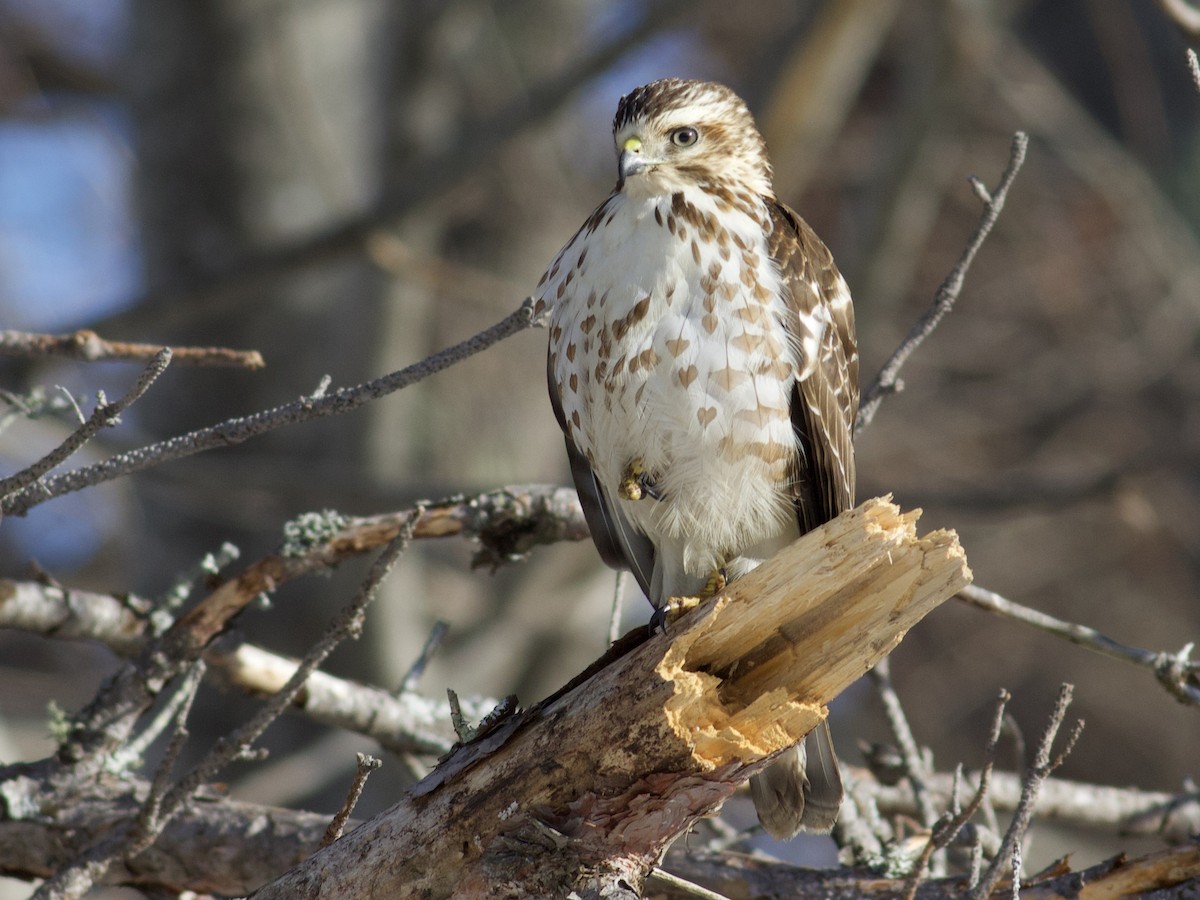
[618,135,650,180]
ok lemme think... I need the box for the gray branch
[957,584,1200,705]
[0,349,171,500]
[1,301,538,517]
[856,132,1028,435]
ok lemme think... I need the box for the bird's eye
[670,127,699,147]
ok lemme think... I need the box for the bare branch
[33,525,414,898]
[645,867,732,900]
[204,642,487,756]
[856,132,1028,435]
[0,329,264,368]
[0,348,171,500]
[160,524,415,816]
[1,300,538,517]
[398,620,450,694]
[4,760,1195,897]
[970,684,1083,899]
[903,689,1010,899]
[29,660,206,900]
[870,657,939,828]
[255,499,970,898]
[957,584,1200,705]
[321,754,382,848]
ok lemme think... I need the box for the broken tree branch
[255,497,971,898]
[4,762,1195,896]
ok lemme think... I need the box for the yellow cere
[622,136,642,152]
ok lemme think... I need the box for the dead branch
[31,526,414,900]
[971,684,1083,899]
[0,300,539,517]
[957,585,1200,705]
[321,753,382,848]
[0,774,328,894]
[10,567,1194,846]
[0,348,171,500]
[0,329,264,368]
[658,840,1200,899]
[0,484,585,648]
[856,132,1028,435]
[4,760,1195,897]
[903,690,1010,899]
[255,498,970,898]
[870,657,939,829]
[871,767,1200,845]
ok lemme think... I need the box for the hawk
[535,78,858,838]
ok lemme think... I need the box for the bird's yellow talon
[704,568,727,596]
[619,459,649,501]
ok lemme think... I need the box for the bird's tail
[749,719,843,839]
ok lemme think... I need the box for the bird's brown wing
[767,200,859,532]
[546,351,656,600]
[755,200,858,835]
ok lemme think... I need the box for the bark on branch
[257,497,971,898]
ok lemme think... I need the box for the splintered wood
[660,496,971,768]
[255,496,971,899]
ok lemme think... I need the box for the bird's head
[611,78,773,197]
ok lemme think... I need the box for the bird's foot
[648,567,727,634]
[618,459,662,501]
[703,567,728,597]
[648,596,702,634]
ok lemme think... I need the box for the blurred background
[2,0,1199,893]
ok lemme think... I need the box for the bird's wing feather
[767,200,859,531]
[546,350,656,598]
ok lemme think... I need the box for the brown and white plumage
[535,79,858,838]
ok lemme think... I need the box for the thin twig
[903,690,1010,900]
[856,132,1028,435]
[321,753,382,848]
[2,301,538,516]
[0,329,264,368]
[870,657,939,827]
[447,688,473,743]
[134,661,206,843]
[647,866,734,900]
[957,584,1200,705]
[151,542,242,629]
[30,660,205,900]
[0,348,171,500]
[399,620,450,694]
[111,661,207,773]
[34,525,414,900]
[970,684,1084,900]
[160,524,415,818]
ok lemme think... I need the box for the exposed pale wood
[257,497,971,899]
